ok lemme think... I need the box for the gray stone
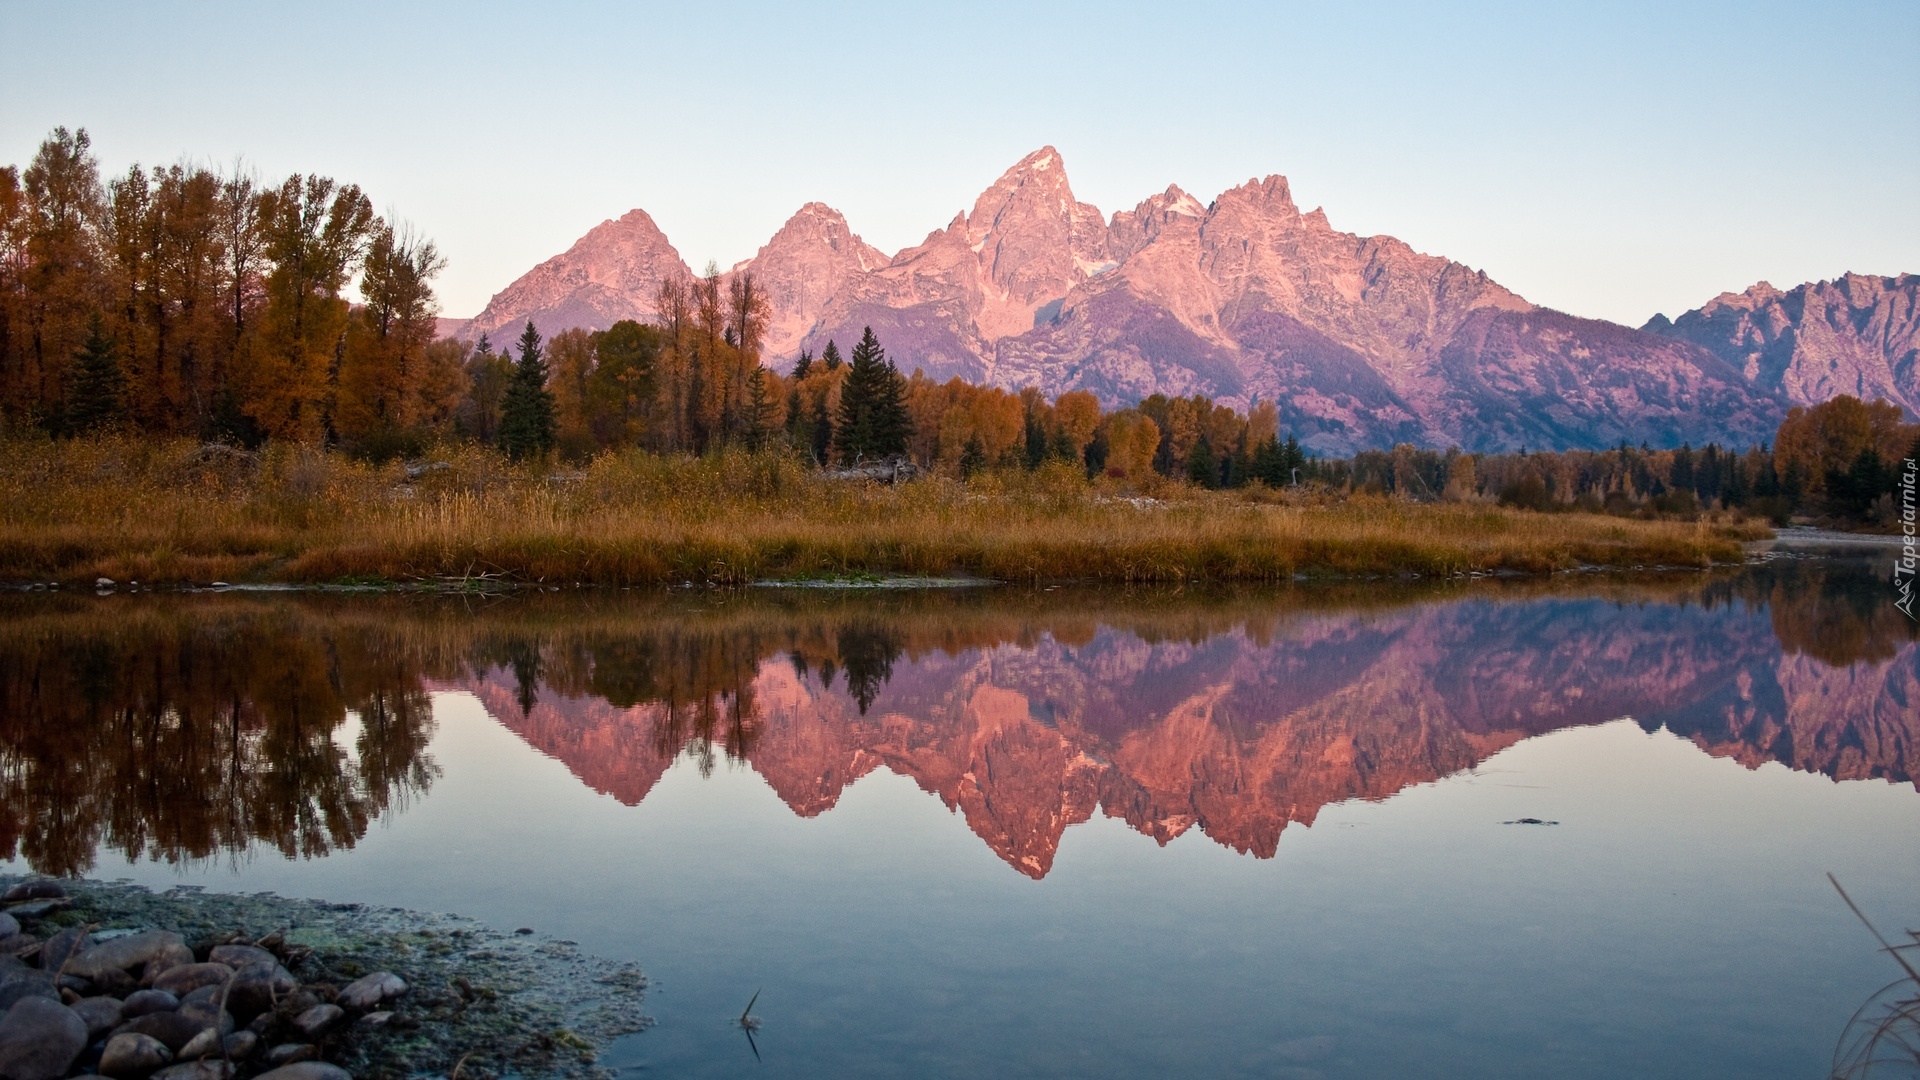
[204,946,274,971]
[0,883,65,904]
[69,932,187,981]
[99,1032,173,1078]
[140,943,197,986]
[221,962,296,1022]
[179,985,220,1008]
[174,1001,231,1037]
[71,996,124,1040]
[37,927,88,975]
[289,1004,342,1041]
[121,990,180,1018]
[150,1061,232,1080]
[150,964,232,998]
[117,1011,207,1052]
[263,1043,316,1067]
[352,1011,390,1029]
[219,1031,257,1061]
[0,914,16,939]
[174,1027,220,1062]
[91,966,138,995]
[335,971,406,1011]
[0,934,37,957]
[0,968,58,1010]
[2,899,72,920]
[0,996,88,1080]
[252,1064,351,1080]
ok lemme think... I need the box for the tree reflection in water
[0,559,1912,877]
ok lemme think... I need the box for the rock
[99,1032,174,1078]
[71,996,124,1040]
[335,971,406,1012]
[353,1010,391,1030]
[151,964,233,998]
[174,1001,232,1037]
[0,934,37,957]
[0,914,17,939]
[140,943,197,985]
[36,927,87,975]
[280,991,319,1014]
[120,990,180,1018]
[0,969,58,1010]
[0,996,88,1080]
[91,967,138,996]
[3,899,71,920]
[289,1005,342,1041]
[219,1031,257,1061]
[179,985,220,1007]
[0,884,66,904]
[244,1013,273,1036]
[263,1043,316,1066]
[174,1027,220,1061]
[252,1064,351,1080]
[150,1061,232,1080]
[222,962,296,1022]
[118,1011,209,1052]
[69,932,187,982]
[95,578,117,590]
[204,946,274,971]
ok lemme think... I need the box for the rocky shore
[0,878,649,1080]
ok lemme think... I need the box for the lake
[2,557,1915,1078]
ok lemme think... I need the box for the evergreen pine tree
[790,349,813,379]
[810,393,832,465]
[66,316,128,435]
[833,327,911,462]
[1186,436,1217,488]
[959,434,987,479]
[746,365,775,448]
[498,320,557,461]
[819,339,843,371]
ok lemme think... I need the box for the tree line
[6,128,1915,525]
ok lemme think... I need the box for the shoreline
[0,876,647,1080]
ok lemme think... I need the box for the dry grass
[0,436,1768,585]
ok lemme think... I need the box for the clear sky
[4,0,1915,326]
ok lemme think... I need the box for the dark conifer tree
[833,327,910,462]
[498,321,556,461]
[819,339,843,372]
[790,349,813,379]
[65,316,128,435]
[1186,436,1217,488]
[959,434,987,479]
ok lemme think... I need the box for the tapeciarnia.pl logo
[1898,457,1917,621]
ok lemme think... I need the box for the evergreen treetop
[498,320,557,461]
[66,315,127,435]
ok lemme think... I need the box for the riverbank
[0,438,1768,586]
[0,876,647,1080]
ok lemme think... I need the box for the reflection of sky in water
[1,564,1915,1078]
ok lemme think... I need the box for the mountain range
[456,148,1917,453]
[446,579,1918,880]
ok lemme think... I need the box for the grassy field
[0,437,1769,585]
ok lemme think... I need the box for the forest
[4,128,1916,530]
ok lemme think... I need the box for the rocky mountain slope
[458,148,1914,452]
[1644,273,1920,417]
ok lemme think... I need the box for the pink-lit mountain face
[456,146,1891,453]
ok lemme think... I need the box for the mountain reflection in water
[1,561,1913,879]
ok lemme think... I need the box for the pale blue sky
[4,0,1915,325]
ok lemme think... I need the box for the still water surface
[2,560,1916,1078]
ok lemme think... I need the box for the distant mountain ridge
[459,148,1912,453]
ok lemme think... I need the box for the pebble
[4,899,73,920]
[94,578,116,589]
[253,1064,351,1080]
[291,1004,343,1041]
[99,1031,173,1078]
[37,927,89,975]
[151,1061,233,1080]
[175,1000,232,1036]
[140,943,197,985]
[0,935,40,960]
[175,1026,221,1061]
[120,989,180,1018]
[222,961,296,1022]
[335,971,406,1012]
[117,1010,209,1052]
[264,1042,317,1066]
[0,996,88,1080]
[68,931,187,981]
[0,883,66,904]
[206,945,276,970]
[179,984,221,1007]
[220,1030,257,1061]
[352,1011,391,1029]
[151,963,233,998]
[70,996,124,1040]
[0,914,17,938]
[0,969,58,1010]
